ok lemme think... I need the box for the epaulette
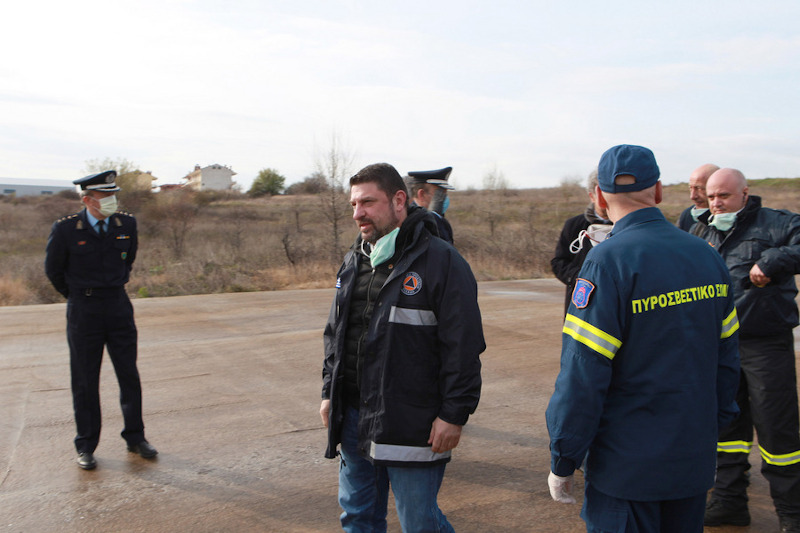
[111,211,135,227]
[55,213,81,225]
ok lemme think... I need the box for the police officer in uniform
[406,167,455,244]
[546,145,741,531]
[45,170,157,470]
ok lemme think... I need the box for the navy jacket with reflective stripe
[546,207,741,501]
[322,207,484,466]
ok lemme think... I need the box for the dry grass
[2,177,798,306]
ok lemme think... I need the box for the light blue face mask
[370,227,399,267]
[690,206,709,222]
[440,196,450,215]
[708,212,737,232]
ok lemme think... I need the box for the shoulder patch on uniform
[401,272,422,295]
[55,213,80,224]
[571,278,595,309]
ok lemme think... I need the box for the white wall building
[0,178,74,197]
[182,164,236,191]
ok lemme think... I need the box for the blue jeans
[338,407,454,533]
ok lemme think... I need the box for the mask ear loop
[569,230,589,254]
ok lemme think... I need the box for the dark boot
[704,498,751,527]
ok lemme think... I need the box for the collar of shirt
[84,209,105,232]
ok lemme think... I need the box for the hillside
[1,177,798,306]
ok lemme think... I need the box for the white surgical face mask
[690,206,709,222]
[569,224,612,254]
[96,195,118,218]
[708,211,737,232]
[370,227,399,267]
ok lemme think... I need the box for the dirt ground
[1,279,796,532]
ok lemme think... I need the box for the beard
[359,206,400,244]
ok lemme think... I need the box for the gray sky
[2,0,799,190]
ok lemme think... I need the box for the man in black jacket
[551,170,612,314]
[698,168,800,532]
[319,163,484,533]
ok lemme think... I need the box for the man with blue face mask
[406,167,455,244]
[698,168,800,532]
[45,170,157,471]
[677,163,719,232]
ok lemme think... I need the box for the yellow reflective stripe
[759,445,800,466]
[717,440,752,454]
[720,309,739,339]
[563,314,622,360]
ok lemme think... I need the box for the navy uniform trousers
[714,332,800,517]
[67,287,144,454]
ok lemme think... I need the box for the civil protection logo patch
[571,278,595,309]
[401,272,422,295]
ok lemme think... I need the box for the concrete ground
[1,279,795,532]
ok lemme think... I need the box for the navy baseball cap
[597,145,660,193]
[73,170,120,192]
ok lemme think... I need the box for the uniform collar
[84,208,100,228]
[610,207,665,236]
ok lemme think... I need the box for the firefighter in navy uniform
[698,168,800,533]
[546,145,741,532]
[45,170,157,470]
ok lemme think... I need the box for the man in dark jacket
[45,171,157,471]
[698,168,800,532]
[677,163,718,232]
[551,170,612,314]
[319,163,484,533]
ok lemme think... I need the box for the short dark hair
[350,163,408,206]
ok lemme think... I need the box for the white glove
[548,471,576,504]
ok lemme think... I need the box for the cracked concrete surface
[0,279,794,532]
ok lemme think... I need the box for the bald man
[546,145,740,532]
[676,163,719,232]
[698,168,800,532]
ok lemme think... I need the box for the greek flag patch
[335,277,342,289]
[572,278,595,309]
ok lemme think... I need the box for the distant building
[182,164,236,191]
[0,178,74,197]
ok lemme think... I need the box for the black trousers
[713,332,800,516]
[66,288,144,453]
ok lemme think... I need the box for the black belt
[73,287,125,297]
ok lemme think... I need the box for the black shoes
[704,498,751,527]
[77,452,97,470]
[127,440,158,459]
[76,441,157,469]
[780,514,800,533]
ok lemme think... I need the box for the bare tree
[315,133,355,263]
[83,157,139,175]
[143,189,200,259]
[482,166,509,237]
